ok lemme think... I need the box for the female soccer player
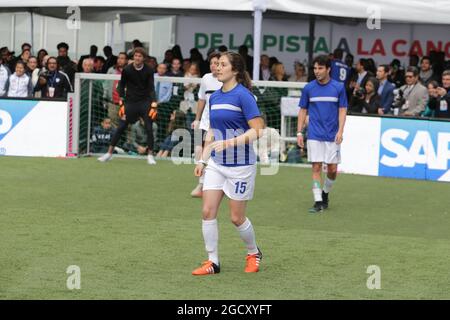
[192,52,264,275]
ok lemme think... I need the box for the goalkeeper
[98,47,158,165]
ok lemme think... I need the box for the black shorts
[125,99,151,124]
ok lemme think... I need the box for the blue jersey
[209,83,261,166]
[299,79,348,142]
[330,59,350,84]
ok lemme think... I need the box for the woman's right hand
[194,163,205,177]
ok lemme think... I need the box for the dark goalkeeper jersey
[118,63,156,103]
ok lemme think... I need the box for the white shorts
[203,159,257,201]
[307,140,341,164]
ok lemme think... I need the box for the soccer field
[0,156,449,300]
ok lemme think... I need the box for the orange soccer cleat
[192,260,220,276]
[244,248,263,273]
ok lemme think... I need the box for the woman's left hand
[210,139,234,153]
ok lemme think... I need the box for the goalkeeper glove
[149,102,158,120]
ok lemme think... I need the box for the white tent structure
[1,0,449,79]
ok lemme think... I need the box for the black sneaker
[308,201,323,213]
[322,191,329,209]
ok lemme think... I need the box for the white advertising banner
[0,99,68,157]
[339,116,381,177]
[177,16,450,75]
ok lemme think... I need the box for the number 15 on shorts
[234,182,247,194]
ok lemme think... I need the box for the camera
[392,89,405,109]
[354,87,366,99]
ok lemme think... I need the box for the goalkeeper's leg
[98,119,129,162]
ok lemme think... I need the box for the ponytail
[221,51,253,90]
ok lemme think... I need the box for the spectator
[268,56,279,71]
[180,62,200,114]
[419,56,437,86]
[398,66,428,116]
[125,118,150,155]
[182,58,192,76]
[127,39,143,59]
[21,42,32,53]
[376,64,395,114]
[91,117,116,153]
[78,45,98,72]
[37,49,48,69]
[56,42,77,85]
[145,56,158,70]
[40,55,50,74]
[81,58,94,73]
[163,49,174,67]
[367,58,377,75]
[429,70,450,118]
[218,45,228,52]
[422,80,440,117]
[259,54,271,81]
[345,53,356,78]
[94,56,106,73]
[6,61,33,98]
[353,58,373,89]
[270,62,288,81]
[106,52,128,126]
[102,46,117,74]
[0,60,11,97]
[288,61,308,82]
[0,47,16,72]
[18,49,31,64]
[154,63,173,103]
[35,56,73,99]
[172,44,183,61]
[167,57,184,77]
[239,45,253,78]
[389,59,405,88]
[156,110,186,158]
[190,48,208,75]
[350,77,383,115]
[26,56,40,88]
[409,54,419,68]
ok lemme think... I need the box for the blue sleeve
[339,84,348,108]
[383,84,395,113]
[299,85,309,109]
[240,90,261,121]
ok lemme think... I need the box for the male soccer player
[98,47,158,165]
[190,52,222,197]
[297,55,347,213]
[330,48,350,86]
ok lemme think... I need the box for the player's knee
[230,214,245,226]
[202,206,217,220]
[327,165,338,176]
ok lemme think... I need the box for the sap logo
[380,129,450,170]
[0,110,13,135]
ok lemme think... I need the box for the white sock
[236,218,258,255]
[199,174,204,184]
[323,177,335,194]
[312,180,322,202]
[202,219,219,265]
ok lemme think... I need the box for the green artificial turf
[0,156,449,299]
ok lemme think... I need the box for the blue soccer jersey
[330,59,350,84]
[209,83,261,166]
[299,79,348,142]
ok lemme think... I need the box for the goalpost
[72,72,306,162]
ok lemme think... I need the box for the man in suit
[399,67,429,117]
[376,64,395,114]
